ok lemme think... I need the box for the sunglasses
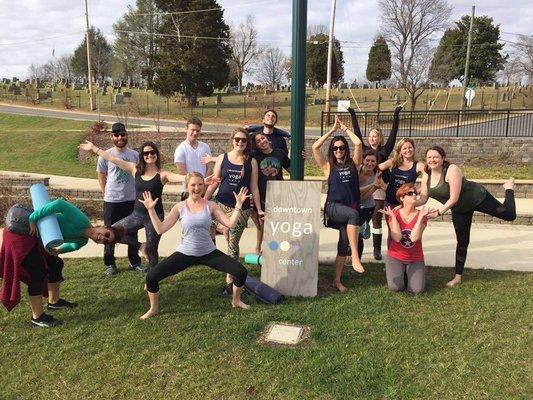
[113,132,127,137]
[143,150,157,156]
[404,191,417,197]
[332,145,346,151]
[233,137,247,143]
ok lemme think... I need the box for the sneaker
[130,264,147,273]
[47,298,77,310]
[105,264,118,276]
[219,284,233,296]
[30,313,62,328]
[360,222,371,239]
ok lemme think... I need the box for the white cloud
[0,0,531,81]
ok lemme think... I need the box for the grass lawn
[0,258,531,399]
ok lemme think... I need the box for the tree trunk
[188,94,197,108]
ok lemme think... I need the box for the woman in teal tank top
[417,146,516,287]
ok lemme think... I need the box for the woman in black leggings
[417,146,516,287]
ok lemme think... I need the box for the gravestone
[261,181,322,297]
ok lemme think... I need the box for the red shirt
[387,209,427,263]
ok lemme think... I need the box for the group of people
[0,107,517,327]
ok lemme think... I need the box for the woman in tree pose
[417,146,516,287]
[348,103,405,260]
[380,183,433,294]
[138,173,251,320]
[312,116,364,292]
[79,140,214,270]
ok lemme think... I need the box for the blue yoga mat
[29,184,64,252]
[244,276,284,305]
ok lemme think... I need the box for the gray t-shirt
[96,148,139,202]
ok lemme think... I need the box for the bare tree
[379,0,452,108]
[255,47,285,89]
[513,35,533,83]
[307,24,327,38]
[229,15,262,92]
[499,57,522,86]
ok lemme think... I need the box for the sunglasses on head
[332,145,346,151]
[143,150,157,156]
[113,132,127,137]
[404,191,417,197]
[233,137,247,143]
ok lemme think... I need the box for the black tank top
[385,162,418,206]
[133,171,164,215]
[326,162,361,208]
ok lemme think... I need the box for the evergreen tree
[306,33,344,87]
[429,15,507,85]
[152,0,231,107]
[366,36,391,84]
[71,27,113,82]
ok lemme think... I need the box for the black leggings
[146,249,248,293]
[357,206,376,258]
[103,201,140,267]
[452,189,516,275]
[21,244,64,296]
[114,211,164,269]
[325,202,360,257]
[372,199,384,232]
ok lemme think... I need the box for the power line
[0,32,83,47]
[128,0,278,17]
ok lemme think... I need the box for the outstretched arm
[339,117,362,167]
[312,117,340,175]
[79,140,137,176]
[383,102,406,157]
[210,187,249,229]
[347,107,363,143]
[138,191,180,235]
[204,155,223,200]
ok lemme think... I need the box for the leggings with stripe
[451,189,516,275]
[213,200,251,260]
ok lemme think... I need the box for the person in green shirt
[5,199,124,327]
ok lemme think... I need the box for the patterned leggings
[213,200,251,260]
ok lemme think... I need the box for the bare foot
[139,308,159,320]
[352,261,365,274]
[232,300,250,309]
[503,177,515,191]
[333,282,347,293]
[139,242,149,262]
[344,256,352,267]
[446,275,462,287]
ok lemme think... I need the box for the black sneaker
[105,264,118,276]
[130,264,147,273]
[30,313,62,328]
[47,298,77,310]
[219,284,233,296]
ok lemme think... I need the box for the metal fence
[321,109,533,137]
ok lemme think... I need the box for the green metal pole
[290,0,307,181]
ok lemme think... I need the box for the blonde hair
[368,127,384,147]
[391,138,416,168]
[184,172,204,187]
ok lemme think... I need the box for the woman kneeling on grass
[380,183,434,294]
[138,172,250,320]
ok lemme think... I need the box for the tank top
[385,162,418,206]
[215,153,252,209]
[427,166,487,213]
[326,162,361,208]
[133,171,164,215]
[387,209,426,263]
[359,168,376,209]
[177,200,216,256]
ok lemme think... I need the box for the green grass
[2,85,532,126]
[0,113,96,178]
[0,258,531,399]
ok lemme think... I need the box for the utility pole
[325,0,337,115]
[84,0,95,111]
[461,5,475,113]
[290,0,307,180]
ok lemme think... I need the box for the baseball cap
[111,122,127,134]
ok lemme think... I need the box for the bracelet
[95,147,100,155]
[234,207,242,211]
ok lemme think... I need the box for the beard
[263,122,275,129]
[113,138,128,148]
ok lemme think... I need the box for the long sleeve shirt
[29,199,91,253]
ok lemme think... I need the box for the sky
[0,0,531,83]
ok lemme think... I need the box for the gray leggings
[113,211,164,269]
[385,256,426,294]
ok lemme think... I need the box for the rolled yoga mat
[29,183,64,252]
[244,276,284,305]
[244,253,263,265]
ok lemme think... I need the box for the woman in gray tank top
[137,172,251,320]
[417,146,516,287]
